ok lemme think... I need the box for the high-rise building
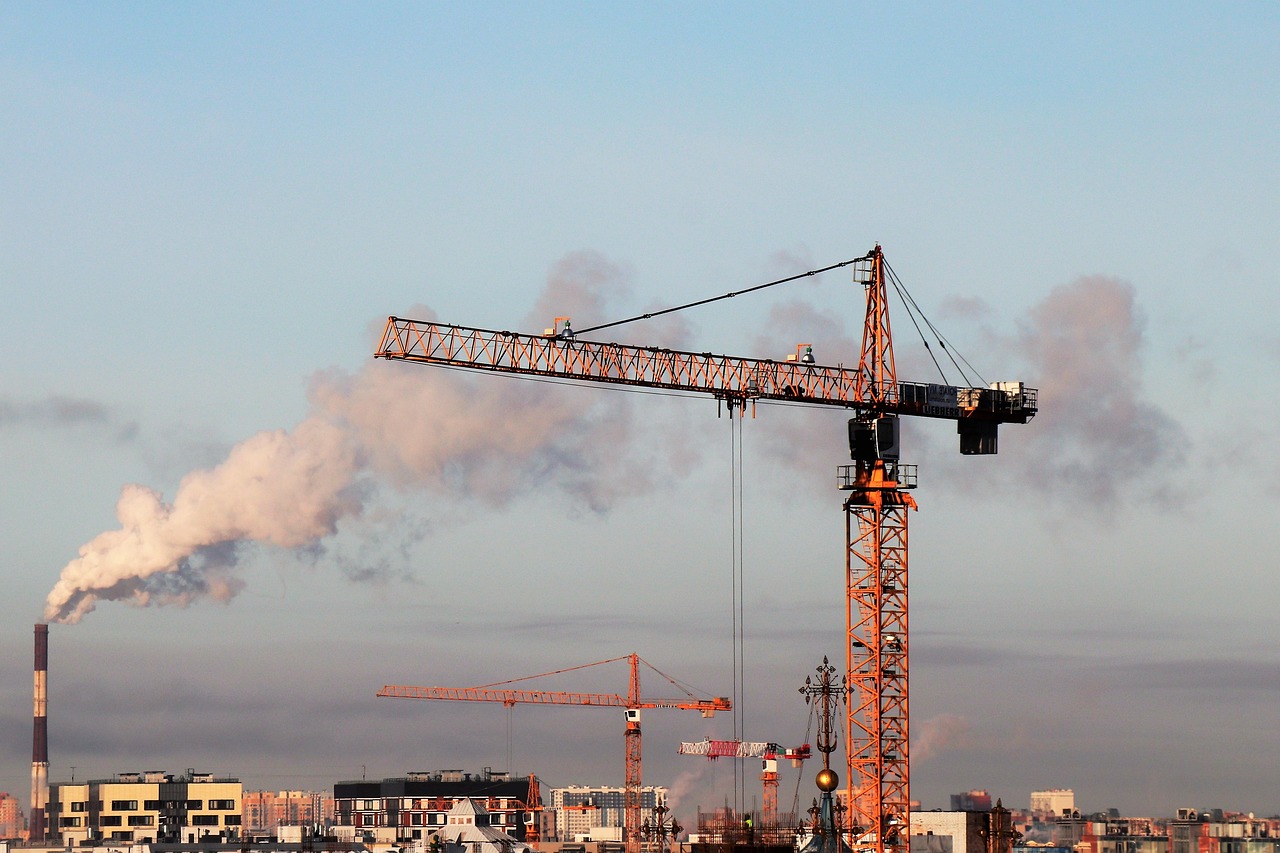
[549,785,668,841]
[950,790,993,812]
[0,791,25,839]
[242,790,334,833]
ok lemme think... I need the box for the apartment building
[0,792,24,839]
[333,770,537,844]
[549,785,669,842]
[242,790,334,833]
[47,770,242,845]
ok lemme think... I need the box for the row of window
[106,815,239,827]
[98,816,154,827]
[104,799,237,812]
[346,812,509,828]
[59,814,241,828]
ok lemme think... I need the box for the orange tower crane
[375,245,1036,853]
[377,653,730,853]
[676,738,811,830]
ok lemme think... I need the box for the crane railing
[376,318,1036,424]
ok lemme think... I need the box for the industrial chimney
[31,623,48,843]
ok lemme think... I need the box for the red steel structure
[375,245,1036,853]
[676,739,811,830]
[377,654,729,853]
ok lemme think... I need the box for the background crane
[375,245,1036,853]
[377,653,730,853]
[677,738,811,835]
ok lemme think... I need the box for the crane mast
[378,654,729,853]
[375,245,1036,853]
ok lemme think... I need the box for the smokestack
[31,623,48,843]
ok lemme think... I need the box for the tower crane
[375,245,1036,853]
[676,738,811,833]
[377,653,730,853]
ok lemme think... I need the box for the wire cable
[573,255,873,337]
[884,259,989,388]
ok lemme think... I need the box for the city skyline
[2,3,1278,823]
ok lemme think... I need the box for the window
[71,802,87,813]
[60,817,82,828]
[187,800,203,809]
[192,815,218,826]
[100,816,123,827]
[224,815,241,826]
[111,800,139,811]
[208,799,236,810]
[128,816,154,827]
[145,800,162,810]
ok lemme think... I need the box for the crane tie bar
[573,253,874,336]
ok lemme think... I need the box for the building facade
[47,770,242,845]
[912,811,990,853]
[951,791,993,812]
[1031,790,1076,819]
[242,790,334,833]
[0,791,24,840]
[549,785,669,842]
[333,770,537,844]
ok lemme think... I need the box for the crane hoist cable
[729,407,747,818]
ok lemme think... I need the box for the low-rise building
[47,770,242,845]
[332,770,537,844]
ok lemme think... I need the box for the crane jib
[376,317,1037,424]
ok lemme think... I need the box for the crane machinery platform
[375,245,1036,853]
[377,653,730,853]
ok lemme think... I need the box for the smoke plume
[912,713,972,762]
[1007,275,1188,509]
[44,252,685,624]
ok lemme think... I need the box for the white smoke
[911,713,972,762]
[1003,275,1188,509]
[45,417,361,623]
[44,252,684,624]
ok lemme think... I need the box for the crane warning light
[786,343,815,364]
[544,316,573,338]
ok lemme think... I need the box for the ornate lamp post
[641,802,683,853]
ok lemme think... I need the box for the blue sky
[2,2,1279,826]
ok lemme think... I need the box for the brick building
[333,770,538,844]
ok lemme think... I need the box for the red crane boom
[378,654,729,853]
[375,245,1035,853]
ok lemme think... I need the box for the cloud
[0,394,138,441]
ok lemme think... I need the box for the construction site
[18,246,1038,853]
[362,245,1037,853]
